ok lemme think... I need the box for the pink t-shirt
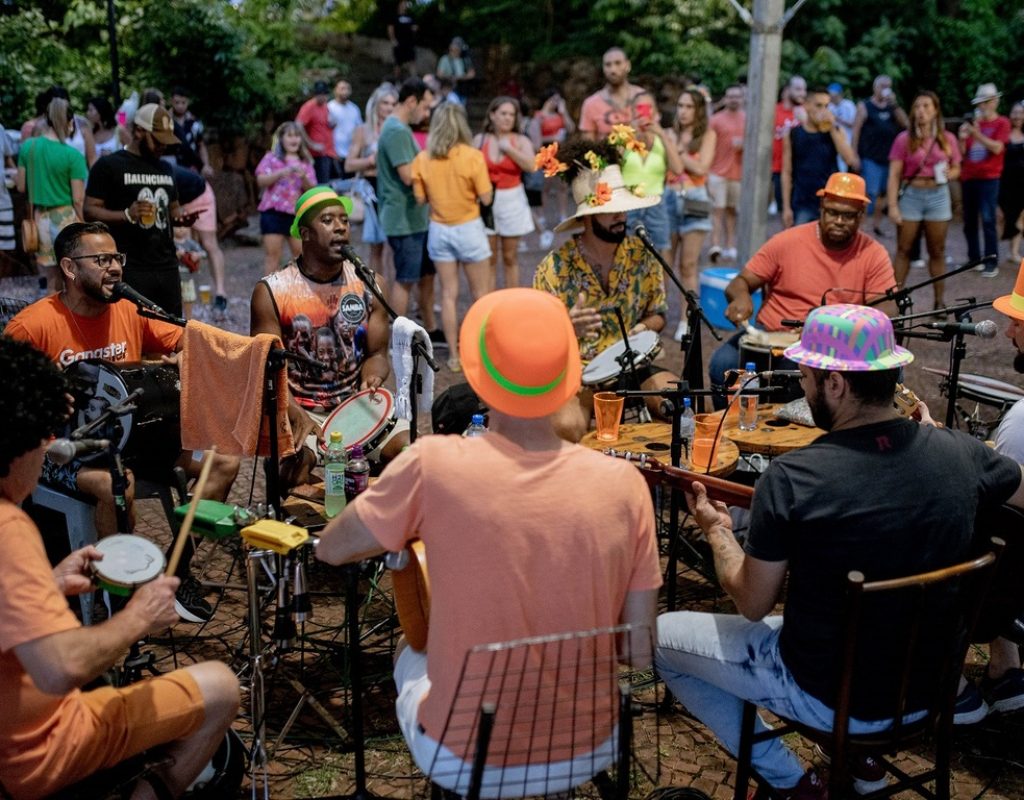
[747,222,896,331]
[887,131,961,179]
[709,110,745,180]
[579,89,642,137]
[256,152,317,215]
[354,433,661,762]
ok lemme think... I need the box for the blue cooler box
[699,267,763,329]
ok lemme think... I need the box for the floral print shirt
[256,152,317,215]
[533,235,667,363]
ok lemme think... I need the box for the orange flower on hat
[534,143,568,178]
[587,182,612,207]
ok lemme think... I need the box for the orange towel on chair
[179,320,294,457]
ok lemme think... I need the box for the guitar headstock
[602,448,665,470]
[893,383,920,418]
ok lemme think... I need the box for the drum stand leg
[246,547,270,800]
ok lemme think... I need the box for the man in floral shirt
[534,138,673,441]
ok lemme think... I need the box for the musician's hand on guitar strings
[684,481,733,534]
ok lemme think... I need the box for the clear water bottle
[324,431,347,519]
[680,397,695,451]
[463,413,488,438]
[727,365,748,420]
[344,444,371,501]
[739,361,760,431]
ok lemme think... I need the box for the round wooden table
[580,423,740,477]
[713,403,824,457]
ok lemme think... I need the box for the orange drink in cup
[593,392,625,441]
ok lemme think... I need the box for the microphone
[111,281,166,314]
[340,244,377,286]
[759,370,803,380]
[924,319,998,339]
[633,223,657,253]
[46,438,111,465]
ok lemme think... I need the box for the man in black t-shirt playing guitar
[656,304,1024,800]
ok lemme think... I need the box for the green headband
[478,313,566,396]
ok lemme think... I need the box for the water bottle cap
[330,431,342,443]
[350,444,365,457]
[683,397,691,407]
[744,362,756,371]
[471,414,485,425]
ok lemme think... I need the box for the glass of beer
[138,201,156,227]
[593,392,625,442]
[198,284,212,305]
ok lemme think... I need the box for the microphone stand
[347,253,438,444]
[611,307,650,423]
[633,227,721,412]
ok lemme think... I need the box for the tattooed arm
[686,482,788,620]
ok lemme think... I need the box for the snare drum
[582,331,662,386]
[956,373,1024,410]
[65,360,181,479]
[319,388,397,457]
[92,534,165,596]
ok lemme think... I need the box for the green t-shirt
[17,137,88,207]
[376,116,429,237]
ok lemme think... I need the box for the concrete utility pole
[727,0,807,265]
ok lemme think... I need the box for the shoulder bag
[20,139,39,254]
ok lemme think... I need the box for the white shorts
[487,184,535,238]
[428,217,492,263]
[393,647,617,798]
[708,174,741,210]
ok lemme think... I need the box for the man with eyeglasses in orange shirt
[5,221,238,623]
[707,173,898,404]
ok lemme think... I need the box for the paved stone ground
[3,206,1023,799]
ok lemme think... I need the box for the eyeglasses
[68,253,127,271]
[821,207,862,223]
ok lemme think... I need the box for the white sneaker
[708,246,723,263]
[768,201,778,215]
[910,259,926,269]
[723,247,737,261]
[539,230,555,249]
[673,320,689,342]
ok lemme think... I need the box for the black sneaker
[213,295,229,312]
[174,575,213,623]
[427,329,448,350]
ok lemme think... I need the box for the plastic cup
[138,202,156,227]
[690,413,723,469]
[198,284,212,305]
[593,392,625,442]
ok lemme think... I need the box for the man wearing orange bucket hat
[317,288,661,793]
[709,172,897,405]
[658,304,1024,798]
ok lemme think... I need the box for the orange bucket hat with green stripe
[994,259,1024,322]
[290,186,353,239]
[459,288,581,418]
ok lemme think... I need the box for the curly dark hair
[0,338,69,478]
[555,137,621,184]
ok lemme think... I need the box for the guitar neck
[628,459,754,508]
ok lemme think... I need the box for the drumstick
[165,447,217,577]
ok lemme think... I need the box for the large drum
[582,331,662,386]
[319,388,397,457]
[64,360,181,480]
[737,330,802,403]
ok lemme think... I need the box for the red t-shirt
[709,110,745,180]
[296,98,337,159]
[961,115,1010,181]
[747,223,896,331]
[4,296,183,367]
[773,103,798,173]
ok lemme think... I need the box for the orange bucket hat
[459,288,581,418]
[816,172,871,205]
[993,259,1024,322]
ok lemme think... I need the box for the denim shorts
[626,194,671,250]
[388,231,428,283]
[860,158,888,201]
[427,217,492,263]
[260,209,293,236]
[898,184,952,223]
[665,186,713,235]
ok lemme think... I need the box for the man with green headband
[657,304,1024,799]
[251,186,408,488]
[317,288,661,793]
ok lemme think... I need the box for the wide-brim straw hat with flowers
[553,164,659,233]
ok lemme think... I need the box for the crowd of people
[2,31,1024,800]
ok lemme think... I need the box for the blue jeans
[793,204,819,225]
[860,158,889,215]
[962,178,1000,265]
[655,612,922,789]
